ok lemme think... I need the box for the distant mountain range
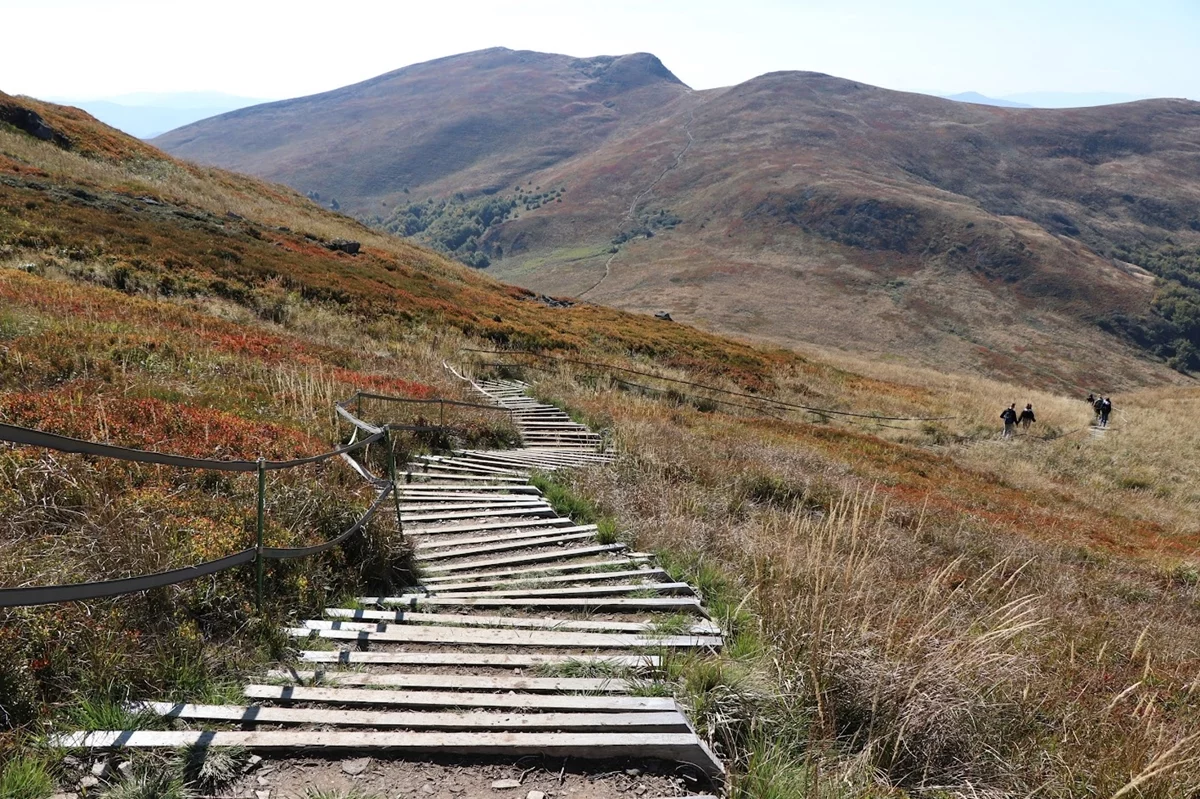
[47,92,270,139]
[152,49,1200,389]
[943,90,1154,109]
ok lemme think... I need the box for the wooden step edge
[131,702,691,732]
[46,730,725,780]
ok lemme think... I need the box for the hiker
[1019,403,1036,430]
[1099,396,1112,428]
[1093,395,1104,423]
[1000,403,1017,439]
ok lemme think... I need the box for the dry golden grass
[511,359,1200,796]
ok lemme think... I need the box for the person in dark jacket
[1099,397,1112,428]
[1093,396,1104,424]
[1019,403,1036,431]
[1001,403,1017,438]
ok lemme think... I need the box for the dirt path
[578,108,697,300]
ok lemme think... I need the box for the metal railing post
[385,428,404,536]
[256,458,266,613]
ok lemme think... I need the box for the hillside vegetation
[154,48,1200,391]
[4,93,1200,797]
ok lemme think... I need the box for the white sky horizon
[3,0,1197,103]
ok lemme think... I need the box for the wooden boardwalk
[52,378,725,786]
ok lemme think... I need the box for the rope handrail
[462,348,958,423]
[0,422,386,472]
[0,387,486,608]
[0,484,396,607]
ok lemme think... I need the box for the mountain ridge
[152,48,1200,391]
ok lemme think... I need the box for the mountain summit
[155,48,689,206]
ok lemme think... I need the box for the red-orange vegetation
[0,382,322,461]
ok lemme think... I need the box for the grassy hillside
[151,49,1200,390]
[4,93,1200,797]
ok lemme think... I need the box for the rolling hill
[154,48,1200,392]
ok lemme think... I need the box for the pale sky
[3,0,1198,102]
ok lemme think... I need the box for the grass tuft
[0,755,54,799]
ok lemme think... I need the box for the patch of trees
[611,208,681,246]
[514,185,566,212]
[1101,243,1200,372]
[382,195,518,268]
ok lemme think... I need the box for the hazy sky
[3,0,1198,102]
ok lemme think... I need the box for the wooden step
[405,517,576,537]
[414,525,597,551]
[290,623,722,649]
[323,608,721,635]
[47,730,724,779]
[402,472,528,483]
[264,670,632,693]
[398,499,552,512]
[420,544,628,574]
[134,702,690,732]
[363,596,704,614]
[243,685,678,712]
[402,506,558,524]
[297,651,661,669]
[418,556,652,584]
[399,484,541,494]
[431,582,695,599]
[422,567,669,593]
[415,531,598,562]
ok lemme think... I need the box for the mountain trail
[49,377,725,797]
[579,107,697,300]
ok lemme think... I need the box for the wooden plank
[264,670,631,693]
[433,582,695,599]
[398,499,551,512]
[373,596,705,614]
[418,556,650,584]
[414,462,524,478]
[134,703,690,732]
[323,608,721,635]
[243,685,678,712]
[399,484,541,493]
[415,525,597,551]
[290,624,723,649]
[46,730,725,779]
[297,651,660,668]
[414,531,598,562]
[402,471,528,483]
[401,506,558,524]
[420,544,628,574]
[414,457,528,477]
[422,568,669,593]
[405,517,576,537]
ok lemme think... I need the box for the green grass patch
[0,755,54,799]
[69,697,158,732]
[529,471,600,523]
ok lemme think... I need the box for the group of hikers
[1086,393,1113,428]
[999,403,1037,439]
[999,394,1114,438]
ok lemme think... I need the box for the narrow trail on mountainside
[578,108,697,300]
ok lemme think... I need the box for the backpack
[1102,398,1111,412]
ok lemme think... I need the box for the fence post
[256,458,266,613]
[385,428,404,536]
[439,400,445,427]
